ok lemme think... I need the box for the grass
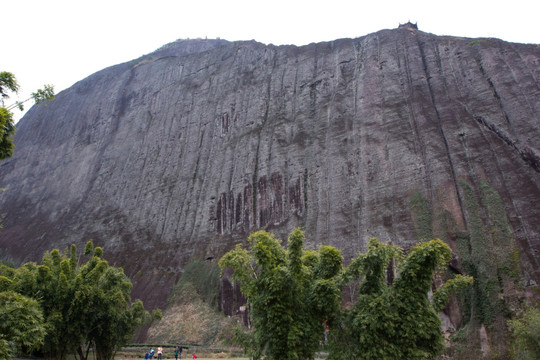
[145,260,238,347]
[146,282,238,347]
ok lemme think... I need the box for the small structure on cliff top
[399,21,418,30]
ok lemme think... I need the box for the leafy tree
[3,241,152,360]
[219,228,343,360]
[329,238,473,360]
[0,71,54,160]
[508,306,540,360]
[0,290,46,359]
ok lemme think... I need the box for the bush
[509,306,540,360]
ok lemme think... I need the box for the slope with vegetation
[146,260,238,348]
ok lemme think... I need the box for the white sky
[4,0,540,122]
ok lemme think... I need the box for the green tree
[508,306,540,360]
[0,71,54,160]
[0,290,46,359]
[3,241,152,360]
[329,238,473,360]
[219,228,343,360]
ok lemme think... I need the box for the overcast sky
[4,0,539,122]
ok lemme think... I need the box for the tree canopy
[508,306,540,360]
[0,241,152,360]
[0,290,46,359]
[329,238,473,360]
[220,233,473,360]
[219,228,343,360]
[0,71,54,160]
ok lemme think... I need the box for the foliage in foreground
[0,71,54,160]
[329,238,473,359]
[219,228,343,360]
[220,230,473,360]
[0,241,156,360]
[0,290,46,359]
[508,306,540,360]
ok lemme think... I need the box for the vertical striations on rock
[0,29,539,314]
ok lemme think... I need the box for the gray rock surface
[1,26,539,312]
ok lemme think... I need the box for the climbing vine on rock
[458,180,520,328]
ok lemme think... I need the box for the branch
[432,274,474,312]
[5,85,55,111]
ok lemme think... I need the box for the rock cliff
[1,25,539,319]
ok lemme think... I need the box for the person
[145,352,149,360]
[174,347,178,360]
[324,319,330,344]
[192,353,197,359]
[178,345,183,360]
[149,348,155,359]
[157,347,163,360]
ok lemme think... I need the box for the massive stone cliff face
[1,26,539,312]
